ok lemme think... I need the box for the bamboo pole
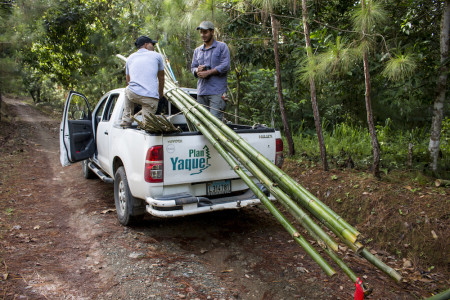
[165,80,357,244]
[172,87,340,253]
[171,86,388,288]
[425,289,450,300]
[359,249,402,282]
[167,90,336,277]
[165,81,402,282]
[178,90,360,240]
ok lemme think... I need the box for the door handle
[104,131,109,135]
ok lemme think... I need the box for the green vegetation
[293,117,449,174]
[0,0,448,176]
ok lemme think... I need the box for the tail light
[275,138,284,168]
[145,145,163,183]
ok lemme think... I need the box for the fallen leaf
[403,259,412,268]
[405,186,413,191]
[101,209,116,214]
[33,225,40,230]
[221,269,233,273]
[3,273,8,280]
[431,230,438,239]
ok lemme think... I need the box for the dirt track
[0,97,446,299]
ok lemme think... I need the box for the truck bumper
[145,186,272,218]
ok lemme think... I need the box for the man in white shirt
[121,36,165,127]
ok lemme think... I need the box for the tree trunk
[0,87,2,122]
[235,69,241,124]
[271,14,295,156]
[361,0,381,179]
[186,31,192,72]
[301,0,328,170]
[363,51,381,178]
[429,0,450,173]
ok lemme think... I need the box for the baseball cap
[135,36,158,48]
[196,21,215,30]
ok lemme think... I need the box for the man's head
[135,36,157,51]
[196,21,215,44]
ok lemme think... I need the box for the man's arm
[191,48,202,77]
[197,44,230,78]
[157,70,165,99]
[214,43,230,74]
[126,74,130,85]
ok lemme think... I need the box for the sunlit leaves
[316,36,357,76]
[382,53,417,81]
[351,0,387,34]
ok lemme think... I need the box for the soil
[0,96,448,300]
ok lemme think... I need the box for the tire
[114,166,145,226]
[81,160,96,179]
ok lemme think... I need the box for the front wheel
[114,166,145,226]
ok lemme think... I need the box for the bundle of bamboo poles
[132,112,181,134]
[117,49,402,291]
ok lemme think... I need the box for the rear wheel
[81,160,96,179]
[114,166,145,226]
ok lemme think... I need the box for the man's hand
[197,68,218,79]
[197,70,212,78]
[197,65,207,72]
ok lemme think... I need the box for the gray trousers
[197,94,226,121]
[122,87,159,124]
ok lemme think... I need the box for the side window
[95,99,107,125]
[68,94,90,121]
[103,94,119,122]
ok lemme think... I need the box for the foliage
[0,0,448,172]
[294,119,449,176]
[382,52,417,81]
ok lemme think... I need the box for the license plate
[206,180,231,196]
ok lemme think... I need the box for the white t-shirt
[126,49,164,98]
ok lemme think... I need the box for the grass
[291,118,450,178]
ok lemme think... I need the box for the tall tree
[253,0,295,156]
[352,0,387,178]
[301,0,328,170]
[429,0,450,173]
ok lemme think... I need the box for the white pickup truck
[60,88,283,225]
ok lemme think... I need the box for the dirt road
[0,97,443,299]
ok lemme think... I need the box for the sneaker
[120,121,131,127]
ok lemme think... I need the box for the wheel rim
[118,180,127,214]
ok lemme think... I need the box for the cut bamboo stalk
[165,81,358,245]
[165,82,402,282]
[425,288,450,300]
[359,248,402,283]
[177,88,360,239]
[167,91,336,277]
[174,92,340,253]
